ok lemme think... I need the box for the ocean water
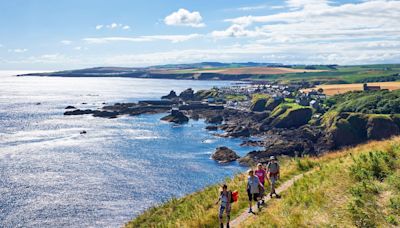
[0,72,255,227]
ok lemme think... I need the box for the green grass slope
[242,137,400,227]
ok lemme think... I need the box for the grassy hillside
[125,137,400,227]
[241,137,400,227]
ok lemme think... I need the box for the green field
[256,64,400,84]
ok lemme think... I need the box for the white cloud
[237,4,268,11]
[214,0,400,42]
[0,44,3,48]
[83,34,201,44]
[61,40,72,45]
[8,48,28,53]
[95,23,130,30]
[164,8,205,28]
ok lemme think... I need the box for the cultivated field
[303,81,400,95]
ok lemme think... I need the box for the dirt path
[229,172,309,227]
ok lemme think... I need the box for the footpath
[230,172,310,227]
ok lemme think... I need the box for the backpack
[221,191,238,203]
[268,162,280,175]
[231,190,238,203]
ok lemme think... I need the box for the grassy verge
[241,137,400,227]
[125,140,366,228]
[125,155,322,227]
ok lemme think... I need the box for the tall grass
[125,155,325,227]
[241,137,400,227]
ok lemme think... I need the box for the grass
[125,136,395,227]
[241,137,400,227]
[125,155,328,228]
[225,94,248,101]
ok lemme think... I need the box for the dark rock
[205,125,219,131]
[65,106,76,109]
[93,111,119,118]
[240,140,265,147]
[228,127,250,137]
[81,102,87,104]
[206,115,223,124]
[64,109,94,115]
[80,130,87,134]
[211,146,240,163]
[179,88,195,100]
[35,102,41,105]
[161,90,178,100]
[367,116,399,140]
[250,99,267,112]
[161,110,189,124]
[265,97,283,111]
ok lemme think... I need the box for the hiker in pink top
[254,163,266,206]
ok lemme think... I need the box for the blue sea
[0,71,256,227]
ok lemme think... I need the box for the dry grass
[302,82,400,95]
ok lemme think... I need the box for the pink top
[255,169,266,184]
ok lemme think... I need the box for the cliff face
[326,113,400,148]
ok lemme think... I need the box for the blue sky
[0,0,399,70]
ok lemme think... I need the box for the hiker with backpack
[247,169,263,214]
[267,156,281,198]
[255,163,266,206]
[216,184,232,228]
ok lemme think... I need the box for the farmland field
[302,81,400,95]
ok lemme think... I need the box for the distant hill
[18,63,400,84]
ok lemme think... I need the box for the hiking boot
[276,194,281,199]
[262,199,265,205]
[257,201,260,209]
[248,208,253,213]
[270,193,273,198]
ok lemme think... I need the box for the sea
[0,71,256,227]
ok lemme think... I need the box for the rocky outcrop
[250,99,267,112]
[160,110,189,124]
[211,147,240,163]
[227,126,251,137]
[265,97,283,111]
[161,90,178,100]
[179,88,195,100]
[64,109,94,115]
[272,108,312,128]
[205,125,219,131]
[206,115,223,124]
[367,116,399,140]
[65,105,76,109]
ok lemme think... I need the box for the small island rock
[161,110,189,124]
[212,146,240,163]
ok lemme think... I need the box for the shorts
[270,175,278,185]
[219,204,230,218]
[247,189,259,201]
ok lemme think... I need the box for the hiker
[267,156,281,198]
[215,184,231,228]
[247,169,262,214]
[255,163,266,206]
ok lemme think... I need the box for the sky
[0,0,399,70]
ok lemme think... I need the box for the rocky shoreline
[63,87,400,166]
